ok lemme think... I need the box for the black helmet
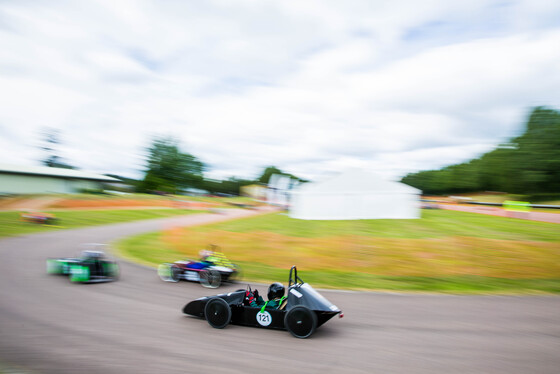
[267,282,285,300]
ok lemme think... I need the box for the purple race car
[158,249,240,288]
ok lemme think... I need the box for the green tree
[515,107,560,193]
[257,166,307,184]
[138,137,204,194]
[401,106,560,195]
[200,177,255,196]
[257,166,283,184]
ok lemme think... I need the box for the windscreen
[287,283,340,312]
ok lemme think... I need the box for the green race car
[47,245,119,283]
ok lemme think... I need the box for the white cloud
[0,0,559,182]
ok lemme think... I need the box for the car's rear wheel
[204,298,231,329]
[200,269,221,288]
[284,306,317,338]
[229,264,242,283]
[170,266,180,282]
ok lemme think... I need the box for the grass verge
[115,210,560,293]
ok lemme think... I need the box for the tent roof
[0,164,120,182]
[293,169,420,194]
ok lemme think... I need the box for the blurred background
[1,1,559,373]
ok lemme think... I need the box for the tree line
[38,130,304,196]
[135,138,305,195]
[42,106,558,197]
[401,107,560,195]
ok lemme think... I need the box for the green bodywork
[47,258,79,275]
[69,264,90,282]
[47,258,118,283]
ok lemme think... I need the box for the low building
[0,164,120,194]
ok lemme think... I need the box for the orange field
[161,227,560,279]
[49,198,213,210]
[0,195,215,211]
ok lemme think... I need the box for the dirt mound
[0,196,214,211]
[50,198,215,210]
[50,198,174,209]
[0,196,64,211]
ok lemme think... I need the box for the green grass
[197,209,560,241]
[237,264,560,293]
[114,231,186,267]
[0,209,201,238]
[115,210,560,293]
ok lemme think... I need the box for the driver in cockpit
[245,282,286,310]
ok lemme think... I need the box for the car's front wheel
[284,306,317,338]
[204,298,231,329]
[158,263,179,282]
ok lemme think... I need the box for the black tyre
[200,269,221,288]
[204,298,231,329]
[170,266,180,282]
[284,306,317,339]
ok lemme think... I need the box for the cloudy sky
[1,0,559,182]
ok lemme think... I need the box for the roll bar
[288,266,304,287]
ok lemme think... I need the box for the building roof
[0,164,120,182]
[292,169,420,195]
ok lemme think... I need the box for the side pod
[183,290,245,318]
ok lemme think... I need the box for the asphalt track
[1,210,559,374]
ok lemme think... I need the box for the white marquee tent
[289,169,421,220]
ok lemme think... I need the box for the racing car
[20,210,58,225]
[183,266,342,338]
[46,244,119,283]
[158,248,240,288]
